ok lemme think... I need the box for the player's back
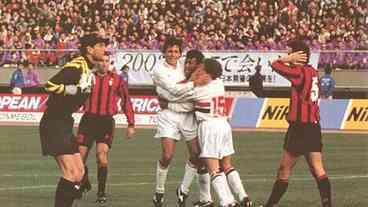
[289,65,320,123]
[194,79,227,122]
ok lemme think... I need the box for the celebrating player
[159,59,253,207]
[39,33,107,207]
[151,37,209,207]
[176,49,214,207]
[76,52,135,204]
[262,40,332,207]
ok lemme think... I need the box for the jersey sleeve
[45,67,82,95]
[151,67,194,96]
[118,78,135,126]
[271,61,303,86]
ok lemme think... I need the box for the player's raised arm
[271,51,307,76]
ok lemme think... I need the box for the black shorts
[39,114,79,156]
[76,114,115,148]
[283,122,323,156]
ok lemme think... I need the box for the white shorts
[198,119,234,159]
[154,109,197,141]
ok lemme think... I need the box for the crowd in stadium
[0,0,367,69]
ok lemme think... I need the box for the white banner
[112,51,320,87]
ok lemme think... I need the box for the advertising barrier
[230,97,367,131]
[0,94,366,131]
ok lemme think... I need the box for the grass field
[0,126,367,207]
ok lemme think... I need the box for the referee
[39,33,107,207]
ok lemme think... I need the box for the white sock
[211,173,235,206]
[226,169,248,201]
[180,161,197,194]
[155,161,169,194]
[198,172,212,202]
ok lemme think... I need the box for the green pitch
[0,126,367,207]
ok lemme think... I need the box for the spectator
[249,59,264,97]
[10,61,25,94]
[120,64,129,84]
[24,62,41,88]
[320,64,336,99]
[0,0,366,69]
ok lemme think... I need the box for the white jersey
[151,60,194,112]
[166,79,227,121]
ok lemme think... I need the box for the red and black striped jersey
[271,61,320,124]
[84,71,135,126]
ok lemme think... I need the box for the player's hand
[190,68,211,86]
[158,97,168,110]
[126,126,135,139]
[79,72,95,93]
[279,51,307,65]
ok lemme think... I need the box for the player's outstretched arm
[45,68,83,95]
[151,68,195,96]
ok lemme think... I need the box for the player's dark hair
[287,39,310,63]
[325,64,332,74]
[186,49,204,63]
[161,36,183,53]
[203,58,222,79]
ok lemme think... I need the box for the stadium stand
[0,0,367,69]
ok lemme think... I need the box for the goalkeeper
[39,33,107,207]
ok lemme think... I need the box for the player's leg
[305,152,332,207]
[77,145,92,196]
[94,116,114,204]
[76,115,95,196]
[54,153,85,207]
[176,137,200,206]
[194,163,214,207]
[153,137,176,207]
[186,138,214,207]
[221,156,252,207]
[95,142,110,203]
[264,150,298,207]
[153,110,181,206]
[205,158,236,207]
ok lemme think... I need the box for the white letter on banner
[18,97,29,110]
[133,98,144,113]
[147,99,159,113]
[9,96,21,109]
[0,96,12,109]
[28,97,41,110]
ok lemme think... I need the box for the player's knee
[310,166,326,178]
[96,152,108,167]
[63,168,83,182]
[162,152,174,163]
[278,164,292,179]
[188,156,199,167]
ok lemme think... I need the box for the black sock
[97,166,108,194]
[265,179,289,206]
[55,178,79,207]
[317,176,332,207]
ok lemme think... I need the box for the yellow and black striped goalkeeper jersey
[44,56,93,117]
